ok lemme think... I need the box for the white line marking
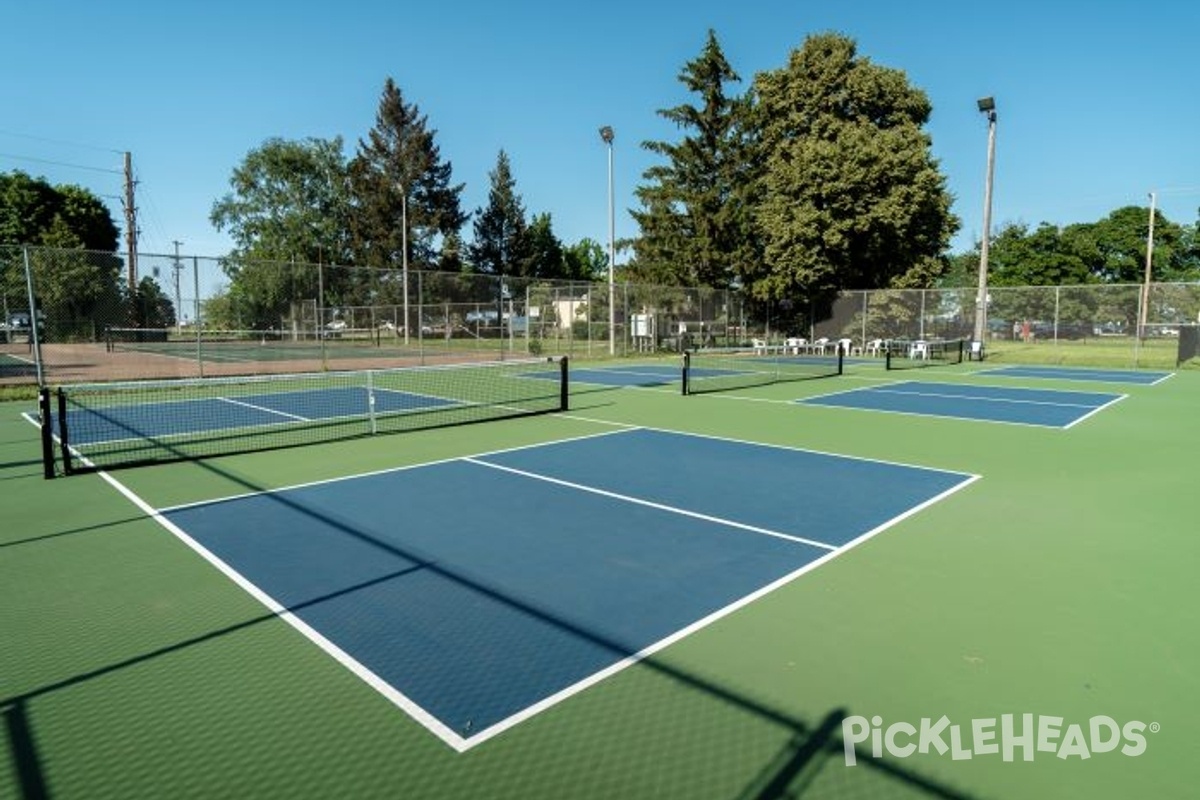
[463,457,837,551]
[216,396,311,421]
[157,426,645,512]
[94,468,476,752]
[459,470,982,748]
[70,418,982,753]
[557,415,975,476]
[866,386,1106,408]
[1061,393,1127,429]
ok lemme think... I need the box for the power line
[0,128,123,155]
[0,152,123,175]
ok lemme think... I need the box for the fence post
[22,246,45,387]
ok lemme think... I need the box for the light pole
[400,184,410,346]
[974,97,997,348]
[599,125,616,356]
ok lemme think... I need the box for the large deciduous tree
[209,137,352,328]
[750,33,958,314]
[1,171,124,336]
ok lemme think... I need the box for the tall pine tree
[469,150,529,275]
[348,78,466,272]
[630,30,756,288]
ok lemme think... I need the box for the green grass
[982,335,1188,370]
[2,359,1197,799]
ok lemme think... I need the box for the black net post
[559,356,569,411]
[38,387,55,479]
[681,351,691,396]
[56,389,74,476]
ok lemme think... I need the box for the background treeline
[3,30,1197,333]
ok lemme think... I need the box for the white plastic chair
[864,339,883,357]
[810,337,830,355]
[837,338,853,356]
[908,340,929,360]
[752,338,769,354]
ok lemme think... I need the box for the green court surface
[2,359,1197,799]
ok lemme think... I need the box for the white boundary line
[866,385,1113,409]
[157,426,643,512]
[1061,394,1128,429]
[795,380,1126,430]
[74,417,981,754]
[464,457,837,551]
[559,416,977,478]
[95,470,474,751]
[217,396,311,421]
[457,468,981,749]
[974,365,1175,386]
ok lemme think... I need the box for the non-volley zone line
[150,427,976,752]
[977,365,1173,385]
[800,380,1124,428]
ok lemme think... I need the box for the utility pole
[123,152,138,295]
[972,98,997,348]
[1139,192,1157,339]
[172,240,184,334]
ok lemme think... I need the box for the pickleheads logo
[842,714,1158,766]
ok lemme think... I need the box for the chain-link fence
[3,243,1198,385]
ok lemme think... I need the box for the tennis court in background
[800,380,1125,428]
[154,427,975,750]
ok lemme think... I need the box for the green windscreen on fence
[46,357,568,475]
[1178,326,1198,366]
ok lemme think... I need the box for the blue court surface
[800,380,1124,428]
[155,427,975,750]
[978,365,1172,385]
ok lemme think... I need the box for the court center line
[866,386,1107,408]
[217,396,311,421]
[462,457,837,551]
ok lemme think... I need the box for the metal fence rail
[3,243,1197,385]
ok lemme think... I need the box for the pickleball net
[884,339,966,370]
[41,357,568,475]
[682,347,842,395]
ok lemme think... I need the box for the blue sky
[3,0,1197,265]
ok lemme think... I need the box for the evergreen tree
[348,77,467,272]
[524,213,566,278]
[469,150,529,275]
[630,30,756,288]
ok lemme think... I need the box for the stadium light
[973,97,998,349]
[599,126,616,356]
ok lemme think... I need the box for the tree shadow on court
[8,437,982,800]
[0,514,155,550]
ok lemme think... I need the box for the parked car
[465,310,500,325]
[0,311,44,343]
